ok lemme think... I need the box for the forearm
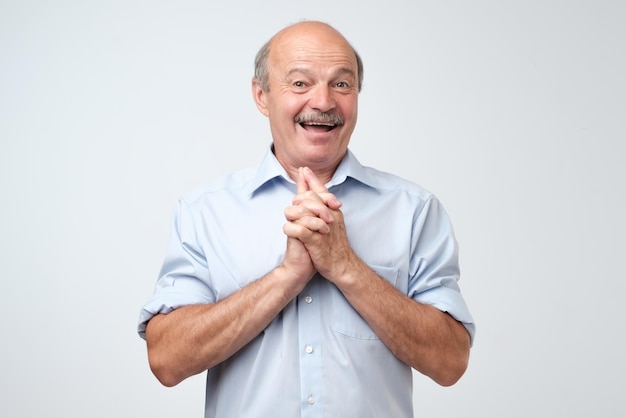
[337,259,471,386]
[145,266,303,387]
[288,168,470,384]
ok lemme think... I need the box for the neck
[272,145,343,185]
[284,165,335,185]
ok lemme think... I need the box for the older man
[138,21,474,418]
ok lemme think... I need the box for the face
[253,23,359,181]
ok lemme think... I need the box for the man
[138,21,475,417]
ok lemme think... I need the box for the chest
[197,186,416,299]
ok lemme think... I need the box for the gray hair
[253,39,364,93]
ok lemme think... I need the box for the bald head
[254,21,363,92]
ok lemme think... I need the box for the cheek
[279,97,305,117]
[337,95,358,115]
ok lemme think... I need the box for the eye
[293,81,306,88]
[335,81,349,88]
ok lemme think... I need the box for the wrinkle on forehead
[284,65,357,87]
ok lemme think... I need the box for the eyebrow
[286,67,356,79]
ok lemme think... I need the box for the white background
[1,1,624,416]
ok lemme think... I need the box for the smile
[295,113,344,133]
[300,121,338,132]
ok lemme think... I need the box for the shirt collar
[245,145,377,196]
[328,148,377,190]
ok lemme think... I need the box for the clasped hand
[283,167,355,283]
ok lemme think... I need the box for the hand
[279,168,322,287]
[284,167,357,283]
[285,167,338,233]
[278,236,316,287]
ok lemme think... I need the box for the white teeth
[305,122,334,127]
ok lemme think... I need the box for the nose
[308,85,335,112]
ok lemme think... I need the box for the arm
[145,236,315,387]
[285,167,471,386]
[328,256,470,386]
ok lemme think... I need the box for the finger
[318,192,342,210]
[302,167,328,193]
[283,221,314,241]
[285,204,311,222]
[286,201,334,225]
[284,217,331,237]
[294,190,341,211]
[302,167,342,209]
[296,167,309,194]
[298,216,331,234]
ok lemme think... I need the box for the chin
[301,144,346,166]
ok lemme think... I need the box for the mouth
[299,121,338,133]
[295,113,344,133]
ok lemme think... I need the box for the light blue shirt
[138,147,475,418]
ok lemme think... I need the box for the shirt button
[305,345,314,354]
[307,396,315,405]
[304,296,313,304]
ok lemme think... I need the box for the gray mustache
[294,113,344,126]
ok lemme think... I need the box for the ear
[252,78,270,117]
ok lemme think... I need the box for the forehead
[269,25,357,75]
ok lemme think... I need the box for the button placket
[298,278,323,416]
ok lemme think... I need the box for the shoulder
[343,150,435,202]
[357,164,436,202]
[180,165,258,206]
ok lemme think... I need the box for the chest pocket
[326,265,400,340]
